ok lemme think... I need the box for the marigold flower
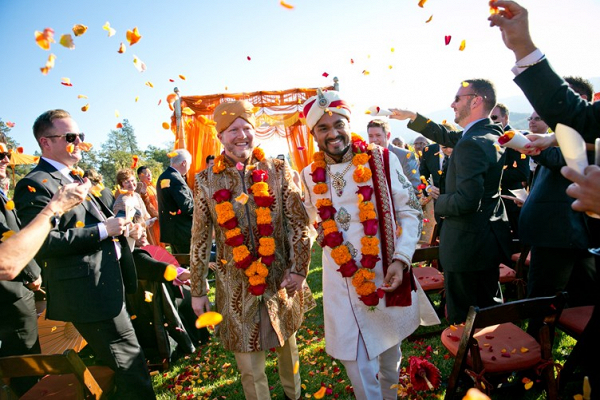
[352,268,376,287]
[331,245,352,265]
[225,228,242,239]
[321,219,338,236]
[232,245,251,262]
[311,161,326,173]
[258,237,276,256]
[251,182,268,194]
[316,198,332,208]
[212,155,227,174]
[313,152,325,161]
[313,183,328,194]
[252,147,265,161]
[355,281,377,296]
[256,208,272,225]
[353,165,372,183]
[351,133,364,143]
[249,275,266,286]
[352,153,370,166]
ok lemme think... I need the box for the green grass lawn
[151,245,583,399]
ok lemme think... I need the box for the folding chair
[441,292,567,400]
[556,305,594,391]
[0,349,114,400]
[412,245,445,318]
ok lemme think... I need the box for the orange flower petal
[144,291,153,302]
[5,200,15,211]
[130,315,137,320]
[72,24,87,36]
[162,122,170,130]
[160,179,171,188]
[102,21,116,37]
[462,81,470,87]
[116,122,123,129]
[181,107,195,115]
[280,0,294,9]
[167,151,178,158]
[59,34,75,49]
[1,230,15,242]
[131,155,139,169]
[66,143,74,153]
[163,264,178,281]
[75,221,85,228]
[117,42,126,54]
[27,185,36,193]
[425,15,433,23]
[126,27,142,46]
[61,77,73,86]
[418,0,427,7]
[524,381,533,390]
[35,28,55,50]
[179,74,186,80]
[313,386,327,399]
[235,192,249,205]
[195,311,223,328]
[293,360,300,374]
[459,39,466,51]
[81,103,89,112]
[145,81,154,88]
[77,94,87,99]
[42,179,48,183]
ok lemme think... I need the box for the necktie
[441,155,449,174]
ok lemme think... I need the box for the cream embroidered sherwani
[191,156,314,353]
[301,147,439,360]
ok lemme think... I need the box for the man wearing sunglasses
[14,109,155,399]
[390,79,512,324]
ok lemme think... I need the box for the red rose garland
[212,148,275,297]
[311,134,384,307]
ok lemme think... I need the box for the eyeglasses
[527,117,542,122]
[453,93,478,103]
[44,133,85,143]
[490,115,499,121]
[0,152,11,161]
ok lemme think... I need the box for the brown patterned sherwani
[190,155,314,352]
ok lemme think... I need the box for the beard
[319,134,350,159]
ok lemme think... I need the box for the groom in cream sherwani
[300,91,439,400]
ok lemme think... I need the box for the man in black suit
[491,103,529,238]
[157,149,194,254]
[390,79,512,323]
[14,109,155,399]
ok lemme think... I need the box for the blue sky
[2,0,600,156]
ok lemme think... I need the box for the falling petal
[350,58,354,64]
[362,70,370,75]
[145,81,154,88]
[391,47,395,52]
[144,291,153,302]
[418,0,427,7]
[389,65,393,69]
[169,78,174,82]
[1,230,15,241]
[35,28,55,50]
[40,53,57,75]
[462,81,470,87]
[162,122,170,130]
[59,34,75,50]
[160,179,171,189]
[521,153,527,160]
[115,110,120,118]
[116,123,123,129]
[459,40,466,51]
[75,221,85,228]
[164,264,178,281]
[297,146,305,151]
[133,55,147,72]
[236,162,244,171]
[126,27,142,46]
[72,24,87,36]
[5,121,15,128]
[5,200,15,211]
[524,381,533,390]
[78,142,93,151]
[77,94,87,99]
[81,104,89,112]
[247,56,251,61]
[131,155,139,169]
[181,107,195,115]
[293,361,300,374]
[61,77,73,86]
[102,21,116,37]
[66,143,74,153]
[166,93,177,110]
[195,311,223,328]
[118,42,126,53]
[179,74,186,80]
[425,15,433,23]
[322,72,329,78]
[135,96,139,102]
[235,192,249,205]
[167,151,178,158]
[28,186,36,193]
[280,0,294,9]
[445,35,451,46]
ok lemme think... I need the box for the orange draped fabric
[171,86,333,188]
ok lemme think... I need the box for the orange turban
[213,100,256,133]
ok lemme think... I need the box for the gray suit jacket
[387,144,420,192]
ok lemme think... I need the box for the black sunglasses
[490,115,499,121]
[0,152,10,161]
[45,133,85,143]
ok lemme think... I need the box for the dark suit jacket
[419,143,442,187]
[14,158,137,323]
[514,59,600,144]
[408,115,512,272]
[156,167,194,247]
[500,124,530,193]
[519,147,592,249]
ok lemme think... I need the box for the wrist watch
[49,211,60,228]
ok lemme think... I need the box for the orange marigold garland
[312,134,384,307]
[212,147,274,296]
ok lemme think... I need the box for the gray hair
[170,149,192,167]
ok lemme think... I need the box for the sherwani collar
[324,147,353,165]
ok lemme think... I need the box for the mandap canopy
[170,85,335,188]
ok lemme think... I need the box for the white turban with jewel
[302,90,351,130]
